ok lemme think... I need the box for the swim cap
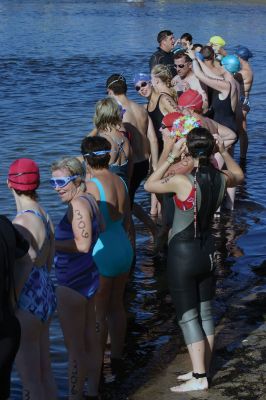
[172,44,183,54]
[178,89,203,111]
[209,36,226,47]
[195,51,204,61]
[8,158,40,191]
[133,73,150,85]
[162,113,201,139]
[162,112,183,132]
[234,46,253,61]
[221,55,241,73]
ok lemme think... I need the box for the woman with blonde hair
[90,97,133,187]
[147,65,181,245]
[51,157,102,400]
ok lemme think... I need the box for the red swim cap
[162,112,183,131]
[178,89,203,111]
[8,158,40,191]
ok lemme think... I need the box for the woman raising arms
[145,128,243,392]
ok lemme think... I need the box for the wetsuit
[90,177,133,277]
[17,209,56,322]
[129,159,149,208]
[0,216,29,400]
[167,167,226,345]
[211,83,237,133]
[149,47,176,77]
[55,195,100,298]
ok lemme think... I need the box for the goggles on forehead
[50,175,79,188]
[83,150,112,157]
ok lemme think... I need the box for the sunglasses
[161,123,172,130]
[174,63,187,69]
[135,81,148,91]
[50,175,79,188]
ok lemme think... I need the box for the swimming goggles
[135,81,148,91]
[50,175,79,188]
[174,63,188,69]
[83,150,112,157]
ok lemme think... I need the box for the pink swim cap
[8,158,40,191]
[178,89,203,111]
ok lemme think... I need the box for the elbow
[75,240,91,253]
[144,182,150,192]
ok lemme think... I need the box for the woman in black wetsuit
[0,216,30,400]
[144,127,244,393]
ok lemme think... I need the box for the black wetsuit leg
[129,159,149,208]
[0,314,21,400]
[167,236,215,344]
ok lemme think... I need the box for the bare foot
[177,371,193,381]
[170,377,208,392]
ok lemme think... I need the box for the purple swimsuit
[54,195,100,298]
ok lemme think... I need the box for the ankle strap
[193,372,207,379]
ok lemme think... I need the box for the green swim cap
[209,36,226,47]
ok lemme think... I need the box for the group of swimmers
[0,29,252,399]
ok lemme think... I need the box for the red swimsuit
[173,187,195,211]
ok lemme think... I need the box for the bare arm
[215,135,244,187]
[191,58,229,93]
[13,253,33,299]
[87,127,98,137]
[147,116,159,169]
[46,217,55,272]
[144,138,187,194]
[55,197,93,253]
[160,94,181,114]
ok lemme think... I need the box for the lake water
[1,0,266,398]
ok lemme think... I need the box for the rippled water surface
[1,1,266,398]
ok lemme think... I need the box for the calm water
[1,0,266,398]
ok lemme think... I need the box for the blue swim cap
[172,45,184,54]
[234,46,253,61]
[195,51,204,61]
[221,55,241,73]
[133,73,150,85]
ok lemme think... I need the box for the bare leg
[56,286,88,400]
[107,273,129,359]
[40,322,57,399]
[150,193,161,217]
[85,297,102,397]
[171,340,208,392]
[132,202,157,238]
[15,310,45,400]
[239,111,248,159]
[225,187,236,210]
[95,276,112,356]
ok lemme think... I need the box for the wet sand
[130,276,266,400]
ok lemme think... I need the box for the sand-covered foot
[170,376,208,392]
[177,371,193,381]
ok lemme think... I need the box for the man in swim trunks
[149,30,176,77]
[234,46,254,160]
[106,74,157,238]
[173,51,209,114]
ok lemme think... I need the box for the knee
[200,301,214,336]
[178,308,204,345]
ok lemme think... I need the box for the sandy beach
[130,271,266,400]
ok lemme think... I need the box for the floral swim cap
[170,115,202,139]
